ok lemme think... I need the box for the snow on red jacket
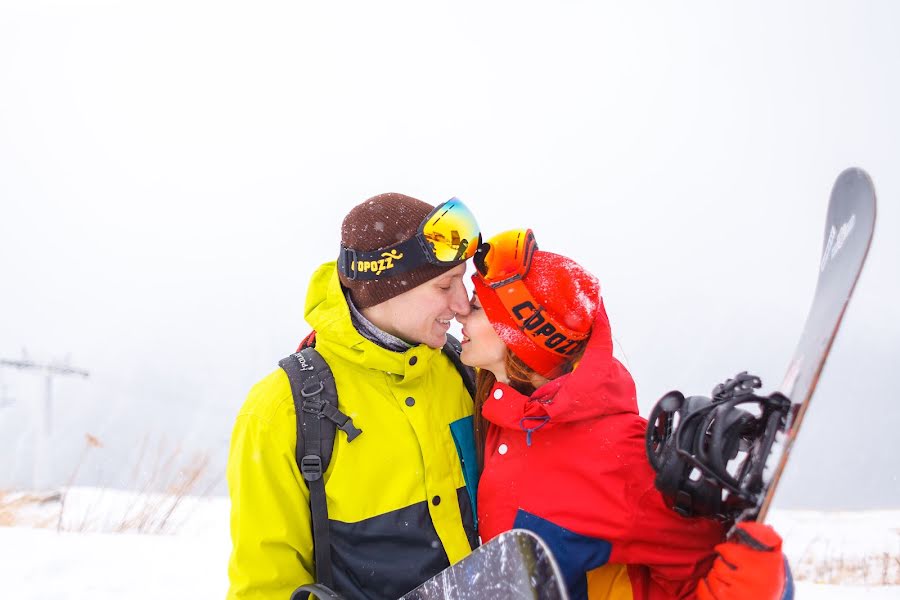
[477,307,724,600]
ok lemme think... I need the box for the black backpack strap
[442,334,476,399]
[279,347,362,590]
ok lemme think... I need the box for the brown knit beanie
[338,193,459,309]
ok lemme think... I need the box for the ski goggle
[473,228,538,288]
[338,198,481,280]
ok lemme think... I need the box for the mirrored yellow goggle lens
[422,199,481,263]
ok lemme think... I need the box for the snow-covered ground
[768,508,900,589]
[1,487,897,599]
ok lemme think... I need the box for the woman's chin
[459,347,478,369]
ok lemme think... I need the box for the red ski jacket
[477,308,724,600]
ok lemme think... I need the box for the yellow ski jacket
[227,262,477,600]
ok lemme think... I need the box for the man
[227,193,481,600]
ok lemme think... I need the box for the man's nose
[449,281,470,317]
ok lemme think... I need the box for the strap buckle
[337,418,363,442]
[300,454,323,481]
[338,246,358,280]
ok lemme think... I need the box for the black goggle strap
[473,242,490,278]
[337,237,430,281]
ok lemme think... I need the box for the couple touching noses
[354,201,788,600]
[227,192,790,600]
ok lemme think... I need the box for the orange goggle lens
[420,198,481,264]
[474,229,538,287]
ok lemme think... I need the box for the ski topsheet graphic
[645,167,877,524]
[401,529,569,600]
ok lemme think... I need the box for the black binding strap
[279,348,362,590]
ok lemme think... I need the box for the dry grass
[112,450,214,534]
[2,431,219,535]
[0,490,60,528]
[56,433,104,531]
[789,536,900,585]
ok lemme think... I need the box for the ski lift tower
[0,356,89,490]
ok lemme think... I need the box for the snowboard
[401,529,569,600]
[645,167,877,524]
[754,167,876,521]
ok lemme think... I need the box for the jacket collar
[482,305,638,430]
[345,289,412,352]
[304,262,442,382]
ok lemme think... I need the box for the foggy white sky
[1,1,898,508]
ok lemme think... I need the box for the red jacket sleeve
[608,417,724,600]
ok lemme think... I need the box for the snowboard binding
[645,372,791,523]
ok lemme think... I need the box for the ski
[401,529,569,600]
[645,167,877,524]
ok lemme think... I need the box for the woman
[457,229,789,600]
